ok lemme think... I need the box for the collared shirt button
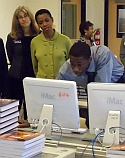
[49,42,53,45]
[51,63,53,66]
[49,52,52,55]
[51,74,54,77]
[45,63,48,67]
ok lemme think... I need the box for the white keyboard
[52,127,86,134]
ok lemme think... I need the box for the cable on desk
[109,126,125,135]
[92,130,105,158]
[103,132,116,149]
[95,131,116,149]
[30,118,39,131]
[109,126,125,143]
[81,129,103,157]
[81,127,125,157]
[81,141,92,157]
[51,122,62,146]
[81,130,104,157]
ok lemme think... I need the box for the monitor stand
[36,104,53,140]
[103,111,120,145]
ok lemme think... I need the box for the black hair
[69,41,91,60]
[79,20,93,36]
[35,9,52,23]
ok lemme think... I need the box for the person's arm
[120,36,125,66]
[56,66,66,80]
[30,39,38,76]
[6,34,14,64]
[65,37,72,60]
[93,46,113,83]
[56,71,65,80]
[0,38,8,97]
[56,60,70,80]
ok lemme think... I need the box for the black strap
[116,72,125,83]
[86,71,96,84]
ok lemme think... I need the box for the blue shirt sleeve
[56,60,69,80]
[93,46,114,83]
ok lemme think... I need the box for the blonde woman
[6,6,39,120]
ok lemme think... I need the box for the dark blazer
[0,38,8,97]
[6,34,35,79]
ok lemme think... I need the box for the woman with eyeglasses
[6,6,39,120]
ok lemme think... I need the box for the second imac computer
[88,82,125,145]
[23,77,80,139]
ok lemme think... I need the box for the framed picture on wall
[117,5,125,38]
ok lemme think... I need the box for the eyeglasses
[18,14,29,20]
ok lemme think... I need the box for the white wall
[0,0,25,43]
[26,0,61,33]
[0,0,61,43]
[86,0,104,45]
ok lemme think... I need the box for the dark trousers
[7,76,27,120]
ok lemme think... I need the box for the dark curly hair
[79,20,93,36]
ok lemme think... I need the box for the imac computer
[23,77,80,139]
[88,82,125,145]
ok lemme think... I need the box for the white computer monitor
[23,77,80,138]
[88,82,125,144]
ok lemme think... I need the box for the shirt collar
[87,59,95,72]
[40,29,59,41]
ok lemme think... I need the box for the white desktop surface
[48,131,106,158]
[35,146,75,158]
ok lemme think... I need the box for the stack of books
[106,141,125,158]
[0,130,45,158]
[0,99,19,134]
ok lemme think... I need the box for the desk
[18,128,106,158]
[46,131,106,158]
[36,131,106,158]
[35,146,75,158]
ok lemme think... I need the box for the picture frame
[117,5,125,38]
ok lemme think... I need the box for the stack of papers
[0,99,19,134]
[0,130,45,158]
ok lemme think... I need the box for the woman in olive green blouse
[31,9,72,79]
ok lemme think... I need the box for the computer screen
[88,82,125,144]
[23,77,80,133]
